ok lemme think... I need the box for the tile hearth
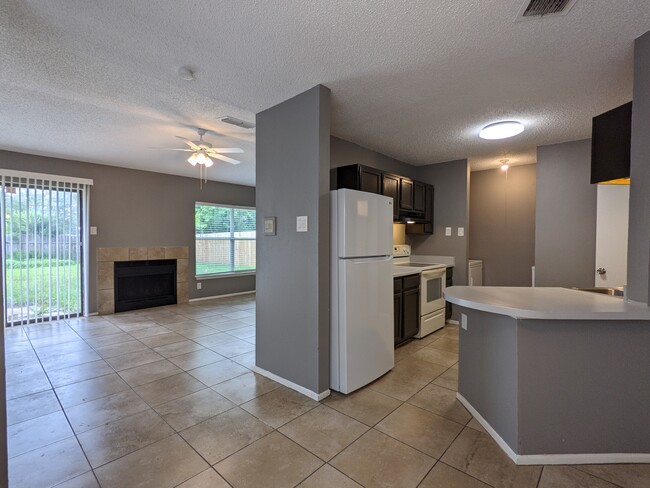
[96,246,189,315]
[5,296,650,487]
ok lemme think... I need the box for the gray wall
[330,136,417,178]
[0,150,256,312]
[534,140,597,287]
[518,319,650,455]
[458,308,519,451]
[255,85,331,396]
[470,165,536,286]
[458,306,650,456]
[411,159,470,289]
[627,31,650,303]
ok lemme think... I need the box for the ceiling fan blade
[212,153,241,165]
[211,148,244,154]
[175,136,200,150]
[149,147,194,152]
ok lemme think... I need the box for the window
[195,203,256,276]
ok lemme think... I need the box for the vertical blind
[195,203,256,275]
[1,170,92,326]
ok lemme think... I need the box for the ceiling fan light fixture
[187,153,198,166]
[479,121,524,140]
[195,151,208,165]
[204,157,214,168]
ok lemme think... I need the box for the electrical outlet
[196,282,202,290]
[461,313,468,330]
[89,226,97,235]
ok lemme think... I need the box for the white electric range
[392,245,447,337]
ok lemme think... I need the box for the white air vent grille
[221,116,255,129]
[517,0,577,20]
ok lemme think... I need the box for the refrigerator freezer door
[334,255,394,393]
[336,189,393,258]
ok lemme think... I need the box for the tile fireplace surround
[96,246,190,315]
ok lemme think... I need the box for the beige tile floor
[5,295,650,488]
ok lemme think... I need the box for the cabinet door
[424,185,434,234]
[359,166,382,194]
[413,181,426,214]
[382,174,400,219]
[445,266,452,320]
[402,287,420,339]
[400,178,414,210]
[394,291,403,345]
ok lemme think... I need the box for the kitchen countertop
[444,286,650,320]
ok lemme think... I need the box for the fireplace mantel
[97,246,189,315]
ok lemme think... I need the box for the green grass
[196,263,256,275]
[5,262,80,317]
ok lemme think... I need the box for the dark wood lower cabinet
[445,266,453,320]
[394,275,420,345]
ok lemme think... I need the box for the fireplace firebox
[114,259,177,313]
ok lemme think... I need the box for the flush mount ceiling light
[479,121,524,140]
[500,159,510,171]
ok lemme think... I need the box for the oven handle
[421,268,446,280]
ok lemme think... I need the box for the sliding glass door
[1,172,91,326]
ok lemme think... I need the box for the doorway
[1,171,91,326]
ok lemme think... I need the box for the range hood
[398,215,429,224]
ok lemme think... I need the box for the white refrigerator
[330,189,394,394]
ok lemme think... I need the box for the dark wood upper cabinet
[359,166,382,194]
[413,181,426,214]
[335,164,433,229]
[400,178,414,210]
[382,173,400,219]
[424,184,434,233]
[336,164,382,194]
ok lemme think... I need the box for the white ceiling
[1,1,649,185]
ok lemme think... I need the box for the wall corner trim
[253,366,331,401]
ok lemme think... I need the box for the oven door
[420,268,446,316]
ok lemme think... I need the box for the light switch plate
[458,227,465,237]
[90,226,97,235]
[196,282,202,290]
[445,227,452,236]
[461,313,468,330]
[296,216,308,232]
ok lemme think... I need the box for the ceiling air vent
[221,116,255,129]
[516,0,577,20]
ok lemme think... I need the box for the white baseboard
[253,366,330,401]
[457,393,650,465]
[445,319,459,325]
[189,290,256,302]
[456,393,519,463]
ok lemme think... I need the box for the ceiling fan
[157,128,243,166]
[153,128,243,186]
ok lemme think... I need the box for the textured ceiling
[1,1,649,185]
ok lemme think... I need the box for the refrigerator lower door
[334,255,394,394]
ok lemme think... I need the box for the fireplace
[114,259,177,313]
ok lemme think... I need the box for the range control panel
[393,244,411,257]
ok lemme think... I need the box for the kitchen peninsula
[444,286,650,465]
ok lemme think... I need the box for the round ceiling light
[479,121,524,140]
